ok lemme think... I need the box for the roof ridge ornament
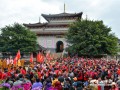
[64,3,66,13]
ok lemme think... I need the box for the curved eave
[42,12,83,21]
[24,23,69,28]
[23,23,47,28]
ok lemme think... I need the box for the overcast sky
[0,0,120,38]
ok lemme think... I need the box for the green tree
[66,19,118,57]
[0,23,37,54]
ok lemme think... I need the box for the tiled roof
[23,23,47,27]
[23,23,69,28]
[42,12,83,21]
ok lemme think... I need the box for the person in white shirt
[6,58,10,65]
[10,58,13,64]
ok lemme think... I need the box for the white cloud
[0,0,120,38]
[0,0,61,27]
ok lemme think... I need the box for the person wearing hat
[111,82,118,90]
[72,77,78,90]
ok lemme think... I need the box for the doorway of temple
[56,41,64,53]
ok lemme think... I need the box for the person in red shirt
[37,68,42,80]
[0,68,2,80]
[55,68,59,76]
[2,71,7,80]
[117,69,120,75]
[77,70,84,82]
[84,71,89,81]
[54,81,63,90]
[20,66,26,75]
[7,71,11,77]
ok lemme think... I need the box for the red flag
[40,54,44,63]
[30,53,33,63]
[13,56,17,65]
[14,50,21,65]
[37,52,44,63]
[17,50,21,60]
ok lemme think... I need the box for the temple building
[24,12,83,53]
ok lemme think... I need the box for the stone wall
[37,36,68,52]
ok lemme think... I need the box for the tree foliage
[66,19,118,57]
[0,23,37,54]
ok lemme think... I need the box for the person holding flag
[14,50,21,66]
[46,50,53,61]
[30,53,33,63]
[37,52,44,63]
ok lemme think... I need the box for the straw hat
[73,77,77,81]
[111,82,116,85]
[118,76,120,80]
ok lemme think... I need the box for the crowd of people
[0,56,120,90]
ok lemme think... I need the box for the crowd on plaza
[0,56,120,90]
